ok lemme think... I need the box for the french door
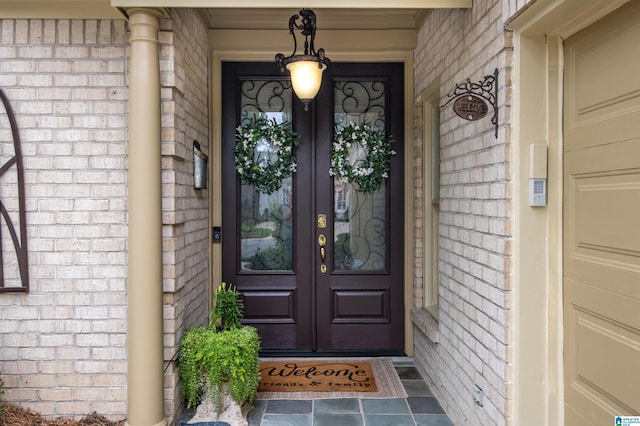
[221,62,404,354]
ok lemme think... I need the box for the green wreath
[234,116,299,194]
[330,122,396,193]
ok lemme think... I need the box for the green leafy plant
[178,283,260,413]
[0,373,5,416]
[245,246,290,270]
[210,282,244,331]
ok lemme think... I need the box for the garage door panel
[564,405,590,425]
[564,1,640,151]
[564,145,640,299]
[564,279,640,423]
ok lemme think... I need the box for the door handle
[318,234,327,274]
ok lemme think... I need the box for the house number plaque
[441,68,498,138]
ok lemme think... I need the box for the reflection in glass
[240,180,293,271]
[333,80,387,271]
[238,79,294,271]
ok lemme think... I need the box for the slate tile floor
[181,359,453,426]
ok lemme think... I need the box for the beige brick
[38,388,73,401]
[413,1,515,425]
[5,388,38,402]
[70,19,84,43]
[57,401,92,416]
[0,11,210,421]
[18,46,53,58]
[24,402,57,416]
[22,374,55,388]
[57,374,93,388]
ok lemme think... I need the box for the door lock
[317,214,327,229]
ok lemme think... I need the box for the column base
[125,419,168,426]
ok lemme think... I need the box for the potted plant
[178,282,260,423]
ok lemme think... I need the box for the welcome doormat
[257,358,408,399]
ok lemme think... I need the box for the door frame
[208,25,416,354]
[508,0,632,424]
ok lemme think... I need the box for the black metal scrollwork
[441,68,498,138]
[334,81,386,131]
[240,80,292,124]
[0,88,29,292]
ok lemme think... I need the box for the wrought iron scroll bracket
[441,68,498,138]
[0,88,29,292]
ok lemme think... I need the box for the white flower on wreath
[234,116,299,194]
[329,121,395,193]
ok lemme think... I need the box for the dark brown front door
[221,62,404,354]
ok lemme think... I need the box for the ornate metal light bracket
[275,9,329,73]
[0,88,29,292]
[441,68,498,138]
[275,8,330,111]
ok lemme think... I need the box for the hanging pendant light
[275,9,330,111]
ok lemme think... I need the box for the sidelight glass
[238,80,294,271]
[333,80,388,271]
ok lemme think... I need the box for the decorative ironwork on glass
[0,88,29,292]
[240,80,293,126]
[332,80,388,272]
[334,81,386,131]
[238,79,295,272]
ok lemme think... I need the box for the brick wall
[0,19,129,418]
[0,9,211,422]
[411,0,531,424]
[158,8,210,422]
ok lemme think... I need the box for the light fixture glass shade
[286,60,327,106]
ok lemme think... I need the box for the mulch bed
[1,403,125,426]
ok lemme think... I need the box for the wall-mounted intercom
[529,144,547,207]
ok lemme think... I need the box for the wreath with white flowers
[234,116,299,194]
[329,122,396,193]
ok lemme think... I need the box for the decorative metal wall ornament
[441,68,499,138]
[275,8,330,111]
[0,88,29,292]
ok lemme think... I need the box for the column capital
[124,7,170,22]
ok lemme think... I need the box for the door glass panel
[239,80,294,271]
[333,81,387,271]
